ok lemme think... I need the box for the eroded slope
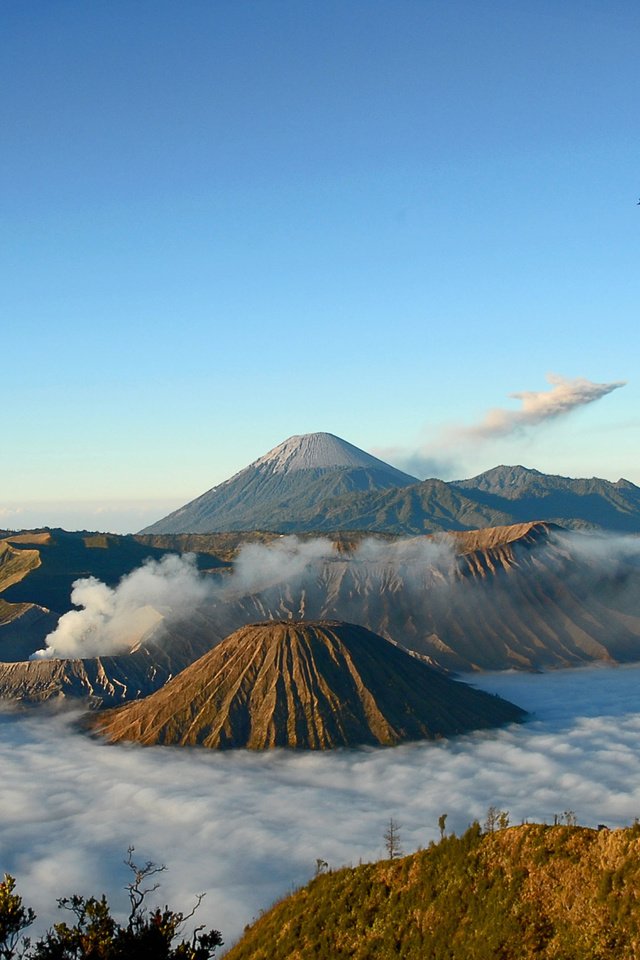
[90,620,525,748]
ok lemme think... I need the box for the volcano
[140,433,640,536]
[140,433,418,534]
[89,620,525,749]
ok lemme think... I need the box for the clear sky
[2,0,639,533]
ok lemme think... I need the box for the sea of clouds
[2,663,640,952]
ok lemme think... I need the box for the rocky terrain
[89,620,525,748]
[197,522,640,672]
[1,521,639,706]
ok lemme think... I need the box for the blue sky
[2,0,639,532]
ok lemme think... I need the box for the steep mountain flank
[89,621,525,749]
[199,523,640,671]
[452,464,640,532]
[0,600,59,662]
[0,608,228,706]
[0,529,219,616]
[140,435,640,535]
[0,539,42,592]
[225,822,640,960]
[140,433,419,534]
[2,523,639,708]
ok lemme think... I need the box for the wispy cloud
[2,666,640,949]
[457,373,626,442]
[0,506,24,519]
[376,374,626,478]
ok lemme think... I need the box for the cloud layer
[2,665,640,951]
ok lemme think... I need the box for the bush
[0,850,222,960]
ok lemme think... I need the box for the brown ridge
[89,620,525,750]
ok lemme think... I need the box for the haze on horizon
[2,1,639,532]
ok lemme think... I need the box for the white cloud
[0,506,24,519]
[2,665,640,951]
[32,554,210,659]
[461,373,626,441]
[376,373,626,479]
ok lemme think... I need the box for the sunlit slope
[89,620,525,748]
[0,539,41,592]
[225,822,640,960]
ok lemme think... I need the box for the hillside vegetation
[226,822,640,959]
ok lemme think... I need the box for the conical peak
[90,618,525,750]
[253,432,414,477]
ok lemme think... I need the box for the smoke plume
[32,536,457,660]
[31,527,640,666]
[32,554,211,660]
[458,373,626,442]
[377,373,626,479]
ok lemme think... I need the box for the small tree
[383,819,403,860]
[438,814,448,841]
[497,811,510,831]
[0,874,35,960]
[0,851,222,960]
[484,807,509,833]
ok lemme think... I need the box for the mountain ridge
[140,433,640,535]
[140,433,419,535]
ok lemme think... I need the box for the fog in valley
[2,664,640,951]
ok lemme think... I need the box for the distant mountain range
[89,620,524,749]
[140,432,640,535]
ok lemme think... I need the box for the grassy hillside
[226,821,640,959]
[0,539,41,592]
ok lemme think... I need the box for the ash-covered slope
[140,433,418,534]
[3,523,639,709]
[90,620,525,749]
[0,608,228,706]
[202,523,640,672]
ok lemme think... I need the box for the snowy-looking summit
[140,432,418,534]
[252,432,415,480]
